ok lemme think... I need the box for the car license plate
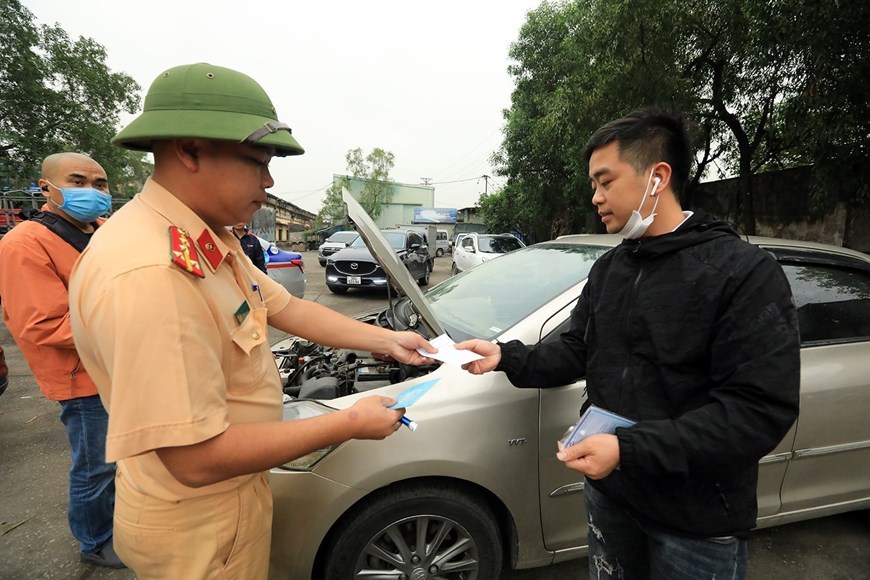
[348,276,361,285]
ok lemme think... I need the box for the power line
[428,175,486,186]
[432,127,502,179]
[271,181,332,202]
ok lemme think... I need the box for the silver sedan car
[268,202,870,578]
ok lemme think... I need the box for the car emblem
[350,262,358,270]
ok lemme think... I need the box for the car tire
[327,284,347,295]
[318,258,326,266]
[451,262,460,276]
[436,248,444,257]
[321,484,503,580]
[418,266,430,286]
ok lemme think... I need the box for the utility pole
[482,174,490,195]
[420,177,432,186]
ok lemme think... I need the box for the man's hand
[556,434,621,480]
[454,339,501,374]
[343,396,407,440]
[377,331,437,366]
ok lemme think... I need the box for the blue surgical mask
[46,181,112,222]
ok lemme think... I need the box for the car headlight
[278,399,340,471]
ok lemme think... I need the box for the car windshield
[478,236,524,253]
[328,232,358,244]
[353,232,406,250]
[425,242,610,340]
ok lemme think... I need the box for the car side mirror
[410,243,421,251]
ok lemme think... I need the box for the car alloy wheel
[436,248,444,257]
[321,484,502,579]
[418,267,430,286]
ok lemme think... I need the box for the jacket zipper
[618,265,644,410]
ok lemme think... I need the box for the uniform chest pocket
[229,306,269,394]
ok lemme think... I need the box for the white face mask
[620,170,661,240]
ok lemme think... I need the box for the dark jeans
[59,395,115,555]
[584,481,747,580]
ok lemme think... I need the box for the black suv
[325,229,431,294]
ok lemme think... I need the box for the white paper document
[417,333,484,366]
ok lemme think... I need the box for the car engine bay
[272,297,441,400]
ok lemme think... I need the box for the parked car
[318,231,360,266]
[449,232,467,254]
[0,345,8,398]
[255,237,306,299]
[269,205,870,578]
[451,232,526,274]
[434,229,450,257]
[324,228,431,294]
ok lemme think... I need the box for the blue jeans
[584,481,747,580]
[59,395,116,555]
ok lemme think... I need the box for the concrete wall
[689,166,870,254]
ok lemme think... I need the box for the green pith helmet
[112,63,304,157]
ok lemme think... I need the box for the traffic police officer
[68,63,435,579]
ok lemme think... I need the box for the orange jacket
[0,210,101,401]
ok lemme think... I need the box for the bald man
[0,152,123,568]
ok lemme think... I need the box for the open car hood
[342,188,444,337]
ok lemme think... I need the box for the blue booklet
[389,378,440,409]
[560,405,636,447]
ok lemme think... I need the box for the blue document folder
[560,405,636,447]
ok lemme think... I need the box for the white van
[434,229,449,257]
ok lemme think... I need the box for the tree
[775,0,870,212]
[478,185,533,240]
[493,0,698,240]
[0,0,145,196]
[678,0,808,234]
[496,0,869,237]
[316,175,350,230]
[346,147,395,220]
[318,147,396,227]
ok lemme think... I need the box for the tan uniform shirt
[69,179,291,501]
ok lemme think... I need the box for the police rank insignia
[169,226,205,278]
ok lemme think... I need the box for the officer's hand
[454,339,501,375]
[556,434,621,480]
[345,396,406,440]
[379,331,437,366]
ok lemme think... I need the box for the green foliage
[494,0,697,240]
[495,0,870,237]
[0,0,146,196]
[317,147,396,227]
[347,147,395,220]
[316,175,350,229]
[774,0,870,210]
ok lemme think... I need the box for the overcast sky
[22,0,543,214]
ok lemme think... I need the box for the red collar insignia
[169,226,205,278]
[196,229,224,272]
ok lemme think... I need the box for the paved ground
[1,250,868,579]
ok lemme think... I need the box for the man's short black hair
[584,108,692,196]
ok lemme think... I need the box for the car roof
[553,233,870,263]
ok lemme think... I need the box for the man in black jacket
[457,108,800,579]
[231,222,267,273]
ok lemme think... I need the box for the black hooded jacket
[496,211,800,537]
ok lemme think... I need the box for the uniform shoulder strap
[21,210,91,253]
